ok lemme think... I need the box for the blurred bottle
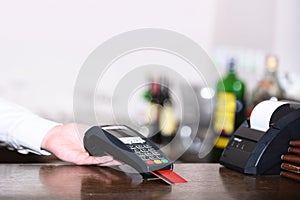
[144,76,177,145]
[159,77,177,144]
[248,55,285,116]
[146,77,161,144]
[212,58,246,162]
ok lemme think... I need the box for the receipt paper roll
[250,100,288,132]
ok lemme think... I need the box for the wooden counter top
[0,163,299,200]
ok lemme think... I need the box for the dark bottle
[147,79,162,144]
[248,55,285,115]
[145,77,177,145]
[159,77,177,145]
[212,58,246,162]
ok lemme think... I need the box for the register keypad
[127,143,168,165]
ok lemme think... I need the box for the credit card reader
[84,125,173,178]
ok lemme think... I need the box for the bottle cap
[266,55,278,72]
[228,58,235,72]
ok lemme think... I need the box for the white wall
[0,0,216,122]
[213,0,277,51]
[273,0,300,99]
[0,0,299,122]
[274,0,300,74]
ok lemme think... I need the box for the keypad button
[127,143,166,165]
[143,144,151,148]
[151,151,160,155]
[146,160,155,165]
[148,156,156,160]
[140,156,146,160]
[154,160,162,164]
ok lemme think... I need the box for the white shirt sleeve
[0,98,61,155]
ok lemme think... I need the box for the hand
[41,123,121,166]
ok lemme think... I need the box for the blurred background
[0,0,299,162]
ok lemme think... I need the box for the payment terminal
[83,125,173,178]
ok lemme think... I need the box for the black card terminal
[84,125,173,177]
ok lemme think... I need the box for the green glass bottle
[212,58,246,162]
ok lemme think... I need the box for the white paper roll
[250,100,288,132]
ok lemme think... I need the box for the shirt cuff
[12,115,61,155]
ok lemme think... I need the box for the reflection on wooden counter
[40,165,172,199]
[0,163,300,200]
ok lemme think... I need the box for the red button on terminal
[146,160,155,165]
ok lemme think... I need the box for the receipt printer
[220,100,300,175]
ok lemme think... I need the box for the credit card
[151,170,187,184]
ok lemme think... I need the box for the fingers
[75,155,123,166]
[83,152,123,166]
[75,155,114,165]
[99,160,124,166]
[94,155,115,164]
